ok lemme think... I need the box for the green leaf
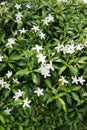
[46,96,55,104]
[54,59,67,65]
[69,65,78,76]
[58,98,66,112]
[0,115,5,124]
[8,63,14,70]
[3,54,8,62]
[10,55,23,61]
[43,93,52,102]
[0,126,5,130]
[66,94,72,106]
[31,73,40,85]
[45,79,57,94]
[78,56,87,64]
[71,92,80,103]
[5,90,11,98]
[72,86,81,91]
[18,125,23,130]
[6,126,11,130]
[45,79,51,88]
[15,68,30,76]
[58,65,67,75]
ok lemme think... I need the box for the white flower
[83,0,87,3]
[39,61,54,78]
[72,76,86,85]
[32,44,43,53]
[12,30,18,36]
[39,63,51,78]
[66,44,75,54]
[15,3,21,10]
[15,18,22,24]
[42,18,49,26]
[39,32,45,39]
[78,76,85,85]
[36,53,46,64]
[19,28,27,34]
[0,55,3,62]
[46,61,54,71]
[34,87,44,97]
[84,39,87,47]
[0,1,7,5]
[31,25,39,32]
[47,14,54,22]
[42,14,54,25]
[59,76,68,85]
[0,78,5,88]
[13,89,23,101]
[61,45,67,54]
[15,12,23,23]
[13,94,19,101]
[1,6,8,15]
[4,107,12,114]
[55,43,83,54]
[6,38,15,48]
[13,78,19,84]
[72,76,78,85]
[82,92,87,96]
[0,79,10,89]
[15,12,23,19]
[26,4,31,9]
[23,98,31,108]
[17,89,23,97]
[6,71,12,78]
[55,44,63,53]
[75,44,83,51]
[4,82,10,89]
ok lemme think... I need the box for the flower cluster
[31,25,45,39]
[55,43,84,54]
[4,86,44,114]
[0,2,87,129]
[58,75,86,87]
[15,11,23,24]
[0,1,8,15]
[72,76,86,85]
[39,61,54,78]
[0,78,10,89]
[42,14,54,26]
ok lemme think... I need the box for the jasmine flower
[36,53,46,64]
[13,89,23,101]
[6,38,15,48]
[34,87,44,97]
[6,71,12,78]
[39,32,45,39]
[0,55,3,62]
[19,28,27,34]
[15,3,21,10]
[4,107,12,114]
[31,25,39,32]
[72,76,78,85]
[78,76,85,85]
[23,98,31,108]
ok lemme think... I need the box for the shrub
[0,0,87,130]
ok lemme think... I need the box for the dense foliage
[0,0,87,130]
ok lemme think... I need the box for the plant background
[0,0,87,130]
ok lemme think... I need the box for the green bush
[0,0,87,130]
